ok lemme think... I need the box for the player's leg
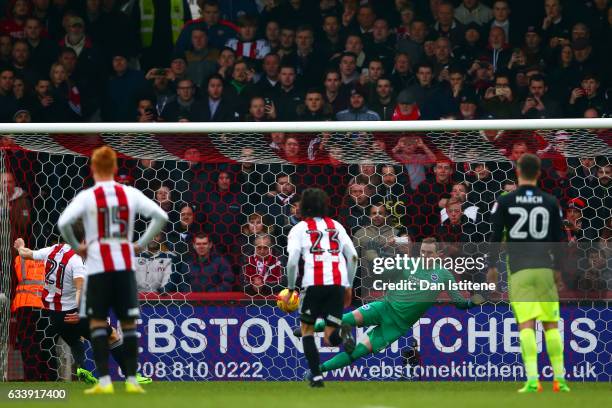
[53,310,93,384]
[320,323,403,373]
[516,318,541,393]
[85,273,114,394]
[542,320,569,392]
[305,300,386,334]
[67,317,97,385]
[510,268,545,393]
[300,322,324,387]
[299,287,324,387]
[114,270,143,393]
[311,308,363,333]
[534,269,568,392]
[320,302,402,372]
[321,286,355,353]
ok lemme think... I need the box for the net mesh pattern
[1,129,610,381]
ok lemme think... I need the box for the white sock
[99,375,111,387]
[127,375,138,385]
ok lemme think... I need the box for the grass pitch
[2,381,609,408]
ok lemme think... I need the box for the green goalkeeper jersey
[381,265,470,331]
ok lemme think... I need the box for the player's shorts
[356,301,406,352]
[509,268,560,323]
[299,285,345,327]
[85,270,140,321]
[48,309,112,343]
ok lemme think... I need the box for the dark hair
[279,63,296,72]
[237,14,258,28]
[263,52,280,62]
[207,72,224,85]
[199,0,219,8]
[296,24,314,35]
[59,47,77,57]
[340,51,358,61]
[449,66,465,76]
[494,72,511,82]
[219,46,236,55]
[324,68,341,79]
[415,62,433,72]
[517,153,541,180]
[193,232,210,242]
[322,14,339,23]
[305,87,323,96]
[357,4,375,13]
[528,74,546,86]
[300,188,329,219]
[582,72,600,82]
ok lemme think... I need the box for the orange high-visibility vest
[11,256,45,312]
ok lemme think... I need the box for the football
[276,289,299,313]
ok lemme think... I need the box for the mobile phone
[264,97,272,106]
[155,68,167,76]
[495,87,504,96]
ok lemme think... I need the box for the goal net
[1,119,610,382]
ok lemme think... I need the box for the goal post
[0,120,610,382]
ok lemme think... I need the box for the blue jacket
[165,252,234,292]
[335,106,381,121]
[103,69,148,122]
[175,19,238,52]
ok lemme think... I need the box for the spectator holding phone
[542,0,571,49]
[520,75,563,118]
[569,73,610,117]
[136,97,158,122]
[481,73,518,119]
[245,96,276,121]
[160,78,207,122]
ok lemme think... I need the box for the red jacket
[244,255,282,285]
[391,105,420,121]
[0,18,25,38]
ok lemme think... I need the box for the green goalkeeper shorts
[357,301,406,352]
[509,268,560,324]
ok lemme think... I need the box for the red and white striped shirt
[287,217,354,288]
[33,243,85,311]
[58,181,167,275]
[225,38,271,60]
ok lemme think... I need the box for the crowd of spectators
[0,0,611,124]
[2,0,611,295]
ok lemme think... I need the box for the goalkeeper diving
[295,237,484,376]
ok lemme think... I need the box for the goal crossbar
[1,118,612,134]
